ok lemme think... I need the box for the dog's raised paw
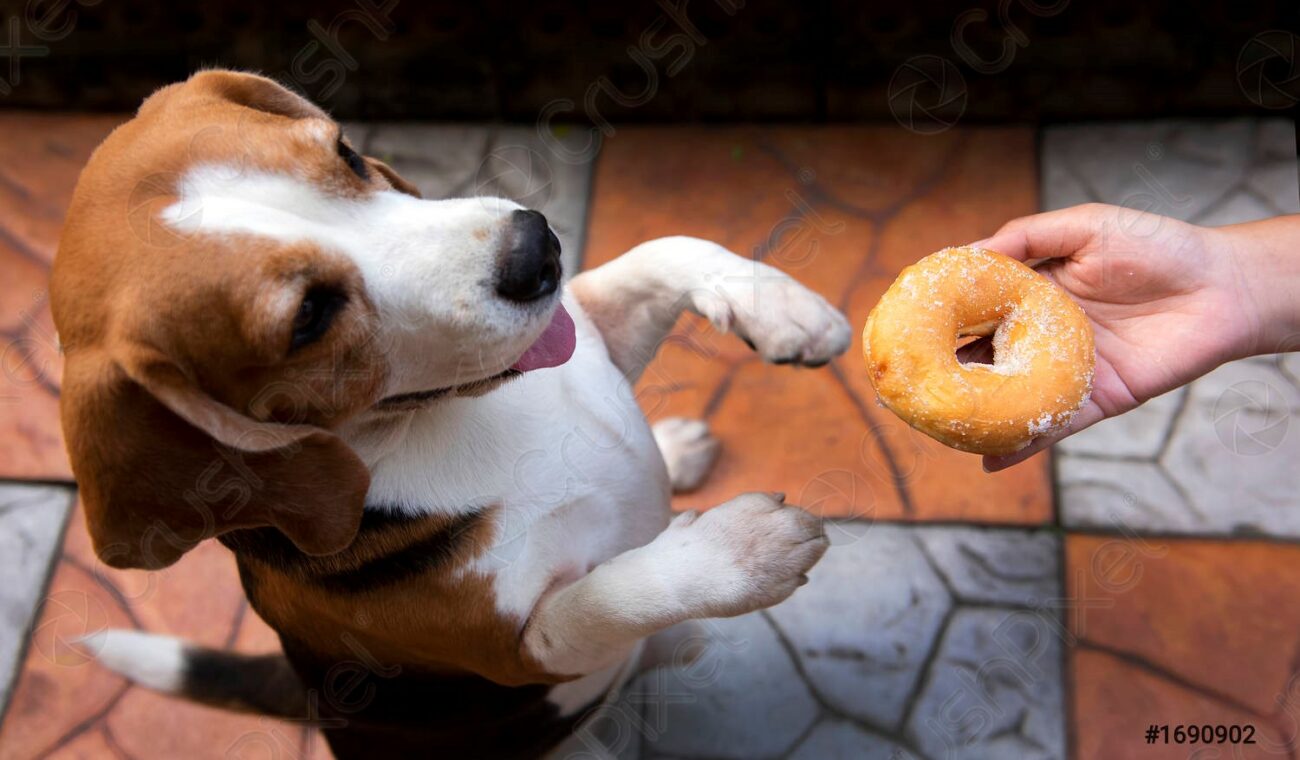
[696,273,851,368]
[665,492,828,617]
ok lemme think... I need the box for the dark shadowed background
[3,0,1297,122]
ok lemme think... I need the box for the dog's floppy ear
[365,156,422,198]
[60,348,369,570]
[185,69,330,122]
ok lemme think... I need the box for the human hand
[971,203,1299,471]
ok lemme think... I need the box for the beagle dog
[54,70,850,759]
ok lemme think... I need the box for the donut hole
[955,317,1004,367]
[956,334,996,365]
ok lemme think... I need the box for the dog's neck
[336,378,564,519]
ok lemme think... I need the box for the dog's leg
[651,417,720,493]
[521,492,827,677]
[568,236,851,382]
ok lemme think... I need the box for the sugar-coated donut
[863,246,1095,456]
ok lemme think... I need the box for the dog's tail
[80,629,308,718]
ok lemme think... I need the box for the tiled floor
[0,117,1296,760]
[582,127,1051,523]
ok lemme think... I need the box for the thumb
[971,205,1110,265]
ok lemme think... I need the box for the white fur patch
[161,165,555,397]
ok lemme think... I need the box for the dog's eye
[291,286,347,352]
[336,139,369,180]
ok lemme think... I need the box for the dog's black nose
[496,209,562,303]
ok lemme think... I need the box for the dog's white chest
[350,299,671,617]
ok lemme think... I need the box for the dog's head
[51,70,575,569]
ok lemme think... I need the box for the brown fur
[53,71,584,758]
[226,506,565,686]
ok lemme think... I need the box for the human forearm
[1208,214,1300,357]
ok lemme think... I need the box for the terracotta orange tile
[583,128,811,268]
[1066,535,1300,717]
[684,359,906,518]
[2,500,261,758]
[635,316,744,422]
[0,561,134,759]
[0,114,122,482]
[583,127,1046,520]
[41,726,120,759]
[59,499,247,649]
[229,601,283,653]
[106,686,306,760]
[1073,647,1293,760]
[761,127,971,216]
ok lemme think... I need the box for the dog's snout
[496,209,562,304]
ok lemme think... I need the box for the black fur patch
[221,505,487,593]
[182,648,308,717]
[313,508,485,593]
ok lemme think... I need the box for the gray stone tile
[1257,119,1297,161]
[1159,361,1300,537]
[914,529,1059,607]
[788,719,918,760]
[635,613,818,759]
[0,484,74,719]
[1195,188,1280,228]
[1040,119,1297,223]
[1057,388,1184,460]
[766,523,951,730]
[1246,162,1300,213]
[1041,121,1252,221]
[360,124,596,275]
[905,608,1066,760]
[555,679,644,760]
[1058,456,1197,532]
[620,524,1066,759]
[1281,352,1300,386]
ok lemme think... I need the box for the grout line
[1076,639,1272,720]
[894,606,955,747]
[1152,462,1207,521]
[222,599,249,651]
[761,610,931,759]
[60,552,146,631]
[0,476,78,488]
[31,682,131,760]
[100,721,140,760]
[1057,525,1077,760]
[1153,387,1192,463]
[826,362,915,516]
[700,359,745,420]
[0,222,52,271]
[0,325,62,398]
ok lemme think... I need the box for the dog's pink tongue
[511,304,576,373]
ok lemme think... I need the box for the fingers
[972,204,1110,265]
[982,401,1106,472]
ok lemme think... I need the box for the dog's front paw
[667,492,828,617]
[693,267,851,367]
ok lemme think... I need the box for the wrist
[1205,215,1300,357]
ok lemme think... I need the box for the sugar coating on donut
[862,246,1095,455]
